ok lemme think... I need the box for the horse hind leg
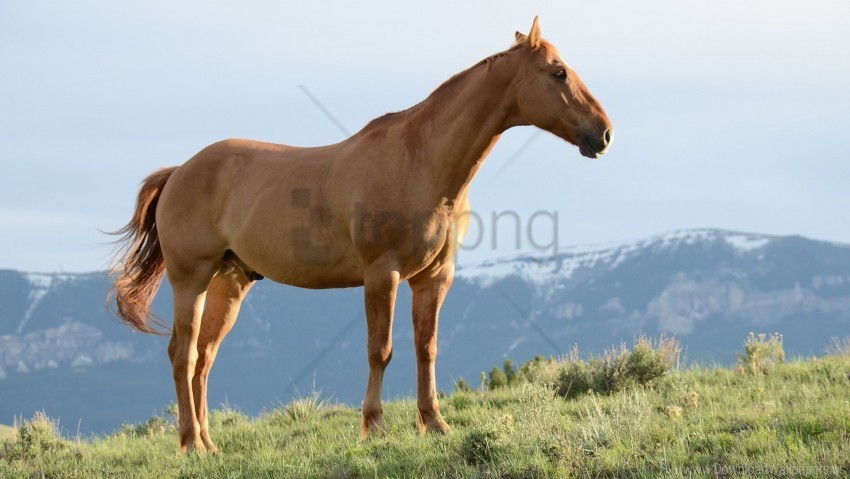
[192,267,254,452]
[167,258,220,453]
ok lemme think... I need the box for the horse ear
[514,31,528,45]
[527,16,542,49]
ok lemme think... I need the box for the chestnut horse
[110,17,612,453]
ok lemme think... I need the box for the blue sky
[2,1,849,271]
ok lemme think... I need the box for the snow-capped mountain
[457,229,776,287]
[1,229,849,434]
[457,229,850,352]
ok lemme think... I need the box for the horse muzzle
[579,128,613,159]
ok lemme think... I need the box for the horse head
[511,17,613,159]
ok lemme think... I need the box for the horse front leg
[361,263,400,438]
[409,264,453,435]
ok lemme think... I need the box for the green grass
[0,425,14,440]
[2,356,849,478]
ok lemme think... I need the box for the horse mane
[359,44,526,133]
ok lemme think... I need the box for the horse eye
[552,69,567,80]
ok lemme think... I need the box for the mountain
[1,229,849,435]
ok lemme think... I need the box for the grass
[2,341,849,478]
[0,425,14,440]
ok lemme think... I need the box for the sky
[1,0,849,272]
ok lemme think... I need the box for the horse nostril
[603,129,613,147]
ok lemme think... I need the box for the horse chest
[351,208,452,272]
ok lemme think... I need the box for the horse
[110,17,612,453]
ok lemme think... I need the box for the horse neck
[406,57,523,203]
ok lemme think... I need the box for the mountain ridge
[1,228,849,434]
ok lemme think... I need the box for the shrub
[1,412,67,462]
[117,403,178,438]
[487,365,508,390]
[480,337,679,398]
[555,355,598,399]
[621,335,680,385]
[519,355,559,386]
[454,377,473,392]
[486,356,558,390]
[556,336,681,399]
[738,332,785,375]
[121,415,169,437]
[503,359,519,384]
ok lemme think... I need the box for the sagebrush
[555,335,681,399]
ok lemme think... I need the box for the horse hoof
[417,414,452,436]
[430,422,452,435]
[203,443,220,454]
[201,435,220,454]
[361,416,389,439]
[179,436,208,454]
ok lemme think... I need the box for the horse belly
[226,211,365,289]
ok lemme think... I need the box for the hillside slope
[1,229,849,434]
[1,354,848,478]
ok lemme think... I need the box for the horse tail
[108,166,178,335]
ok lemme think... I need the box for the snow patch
[456,255,567,288]
[18,275,56,334]
[653,229,716,248]
[724,234,772,252]
[24,273,83,287]
[456,229,776,287]
[25,273,52,289]
[457,238,648,288]
[19,289,48,334]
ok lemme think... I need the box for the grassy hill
[1,338,849,478]
[0,425,14,440]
